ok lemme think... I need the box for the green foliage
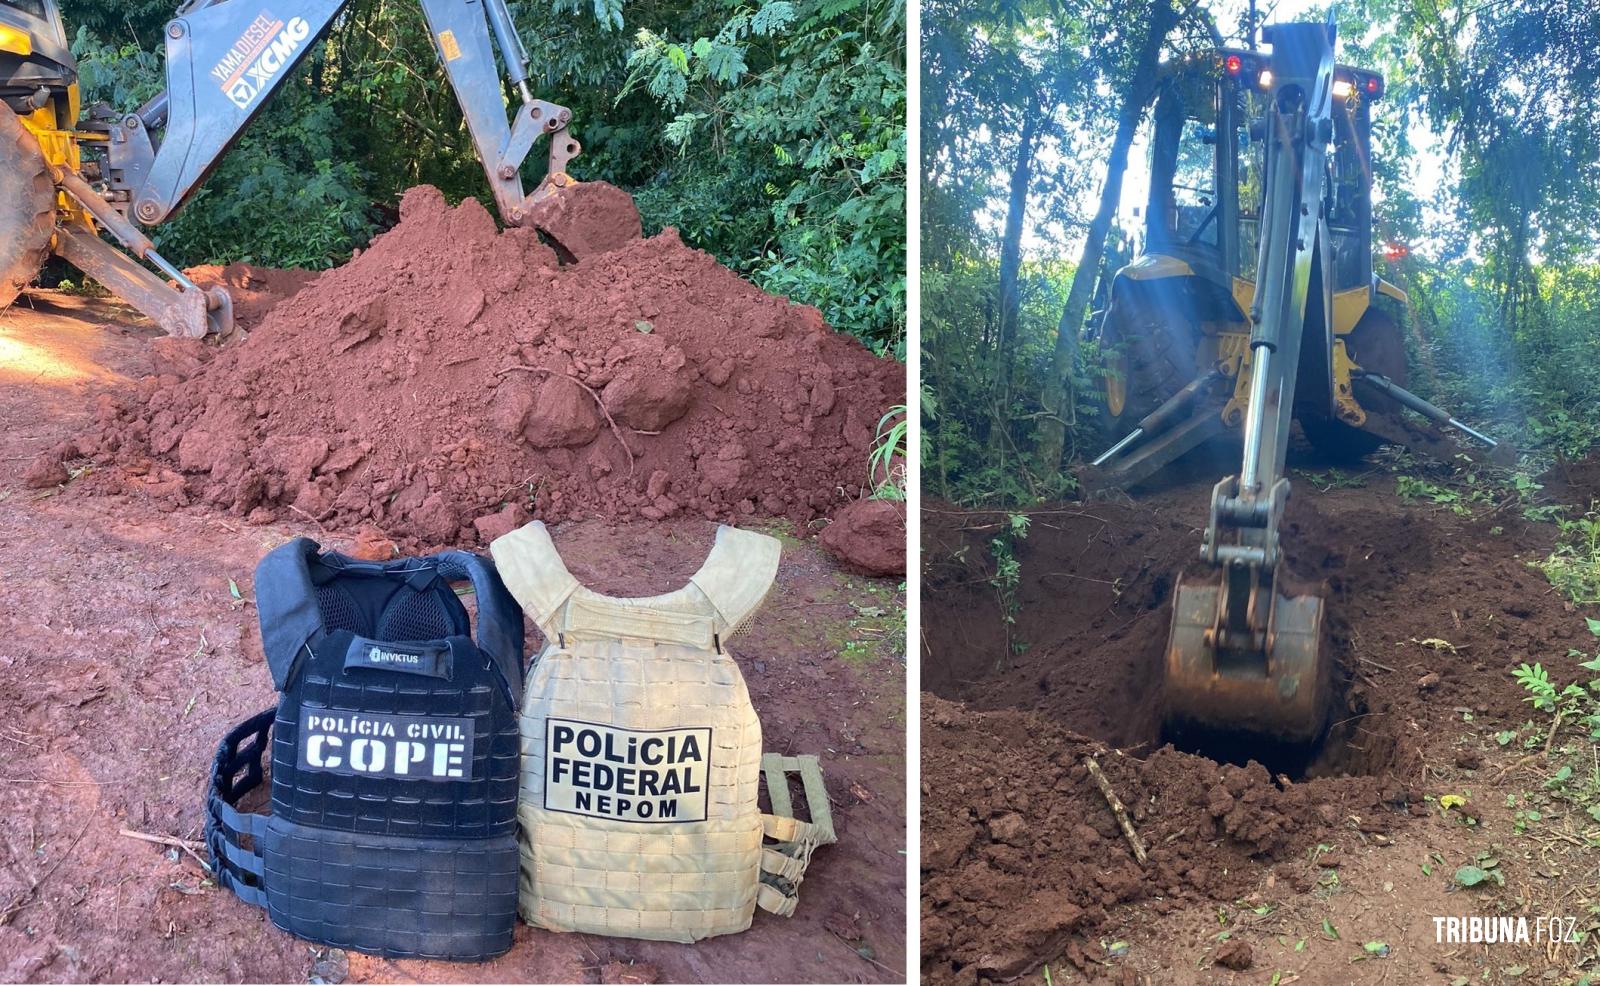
[624,0,906,352]
[59,0,905,350]
[1395,475,1462,507]
[1506,622,1600,826]
[1452,860,1503,889]
[1513,648,1600,738]
[988,512,1030,656]
[1342,0,1600,466]
[869,404,908,499]
[922,256,1093,505]
[1535,512,1600,606]
[57,0,172,45]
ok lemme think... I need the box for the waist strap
[204,708,276,909]
[755,754,838,918]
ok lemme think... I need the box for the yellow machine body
[17,87,95,229]
[1084,34,1415,747]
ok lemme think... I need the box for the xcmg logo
[211,13,312,111]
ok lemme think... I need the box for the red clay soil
[185,262,321,333]
[921,695,1408,984]
[71,183,901,546]
[0,294,907,984]
[522,180,646,261]
[921,464,1600,983]
[820,497,908,577]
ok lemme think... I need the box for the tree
[1035,0,1179,480]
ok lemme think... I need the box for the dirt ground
[923,444,1600,984]
[0,292,907,984]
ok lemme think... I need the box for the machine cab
[1,0,75,106]
[1141,47,1386,301]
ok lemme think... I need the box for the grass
[826,573,905,669]
[1305,467,1369,492]
[869,404,907,501]
[1392,458,1566,526]
[1460,625,1600,973]
[1537,511,1600,605]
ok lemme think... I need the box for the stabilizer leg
[1352,372,1513,464]
[1080,368,1229,494]
[53,167,231,338]
[53,226,230,339]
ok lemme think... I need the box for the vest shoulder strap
[492,522,781,640]
[255,539,525,697]
[254,538,326,691]
[688,526,782,634]
[489,522,581,635]
[431,550,527,700]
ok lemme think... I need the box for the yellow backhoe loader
[1082,20,1500,746]
[1,0,581,337]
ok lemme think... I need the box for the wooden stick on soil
[495,365,636,476]
[118,828,211,873]
[0,820,90,926]
[1084,755,1148,866]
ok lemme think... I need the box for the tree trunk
[989,104,1044,452]
[1036,0,1179,482]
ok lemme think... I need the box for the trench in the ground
[1160,661,1407,781]
[922,497,1412,785]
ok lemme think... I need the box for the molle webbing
[756,754,838,917]
[492,521,831,942]
[562,595,718,650]
[207,710,521,960]
[205,539,525,961]
[207,710,274,908]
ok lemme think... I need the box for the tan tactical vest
[490,522,835,943]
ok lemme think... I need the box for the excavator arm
[1163,21,1338,745]
[1077,18,1506,745]
[59,0,581,338]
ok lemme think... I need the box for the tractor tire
[1302,308,1410,461]
[1098,286,1200,438]
[0,103,56,313]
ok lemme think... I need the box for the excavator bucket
[1163,574,1328,745]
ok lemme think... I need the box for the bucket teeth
[1163,575,1329,744]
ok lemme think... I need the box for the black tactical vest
[205,539,526,960]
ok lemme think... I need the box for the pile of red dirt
[185,262,320,332]
[76,183,901,545]
[921,695,1409,985]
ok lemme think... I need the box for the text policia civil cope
[300,712,471,778]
